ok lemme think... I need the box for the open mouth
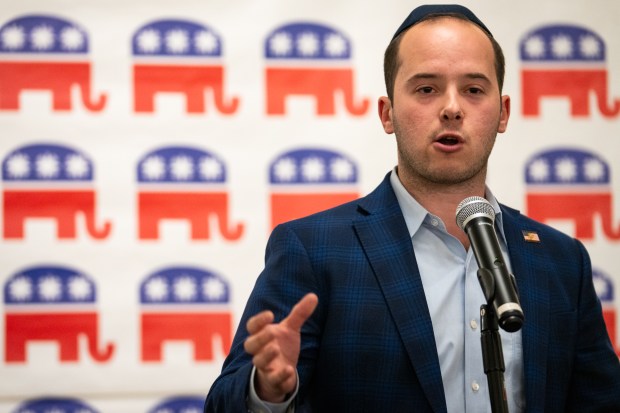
[437,136,460,146]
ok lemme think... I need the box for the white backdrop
[0,1,619,412]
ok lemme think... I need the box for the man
[205,5,620,412]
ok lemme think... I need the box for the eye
[467,87,484,94]
[417,86,434,94]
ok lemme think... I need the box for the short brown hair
[383,14,505,102]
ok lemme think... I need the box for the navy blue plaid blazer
[205,173,620,412]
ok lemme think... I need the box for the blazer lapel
[353,176,447,413]
[501,205,550,412]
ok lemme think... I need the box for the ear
[497,94,510,133]
[378,96,394,134]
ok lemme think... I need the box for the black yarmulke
[392,4,493,40]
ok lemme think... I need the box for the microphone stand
[477,268,510,413]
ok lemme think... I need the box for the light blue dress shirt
[390,170,525,413]
[248,170,525,412]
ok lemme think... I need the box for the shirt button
[470,319,478,330]
[472,381,480,392]
[431,218,439,226]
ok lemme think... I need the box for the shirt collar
[388,168,507,244]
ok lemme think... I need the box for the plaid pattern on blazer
[205,173,620,412]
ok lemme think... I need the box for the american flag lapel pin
[522,230,541,243]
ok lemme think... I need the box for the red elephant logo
[264,22,369,116]
[0,15,106,112]
[593,269,620,357]
[140,266,232,362]
[2,143,111,240]
[525,147,620,241]
[132,19,239,114]
[4,265,115,363]
[269,147,359,229]
[137,145,244,241]
[520,24,619,118]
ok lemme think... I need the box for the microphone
[456,196,524,332]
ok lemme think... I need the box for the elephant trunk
[79,67,107,111]
[597,95,620,117]
[88,337,115,362]
[83,207,112,239]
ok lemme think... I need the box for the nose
[441,89,463,121]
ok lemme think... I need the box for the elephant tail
[89,340,115,362]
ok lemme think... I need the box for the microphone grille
[455,196,495,230]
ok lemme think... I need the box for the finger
[251,344,278,369]
[246,310,274,335]
[244,327,274,355]
[257,364,296,393]
[282,293,318,332]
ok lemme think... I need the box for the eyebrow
[408,72,492,83]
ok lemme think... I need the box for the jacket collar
[354,173,447,412]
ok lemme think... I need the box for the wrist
[254,371,289,403]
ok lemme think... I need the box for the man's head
[377,5,511,190]
[383,5,505,102]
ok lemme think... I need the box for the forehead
[397,17,496,76]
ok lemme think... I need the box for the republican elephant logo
[140,266,232,362]
[2,143,111,240]
[0,14,106,112]
[520,24,619,118]
[147,396,204,413]
[137,145,244,241]
[132,18,239,114]
[593,268,619,357]
[525,147,619,240]
[264,22,369,116]
[11,397,99,413]
[270,147,359,229]
[4,265,115,363]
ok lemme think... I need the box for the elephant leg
[3,193,26,238]
[58,337,80,361]
[138,193,162,239]
[185,82,206,113]
[316,92,336,115]
[133,66,157,112]
[5,315,28,362]
[57,212,78,239]
[0,83,20,110]
[51,85,72,111]
[265,72,287,115]
[190,216,211,239]
[141,314,164,361]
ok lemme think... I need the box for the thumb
[282,293,318,332]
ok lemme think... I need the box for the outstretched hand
[243,293,319,403]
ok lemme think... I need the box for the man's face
[379,17,510,189]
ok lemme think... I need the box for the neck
[396,169,486,248]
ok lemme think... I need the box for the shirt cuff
[246,365,298,413]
